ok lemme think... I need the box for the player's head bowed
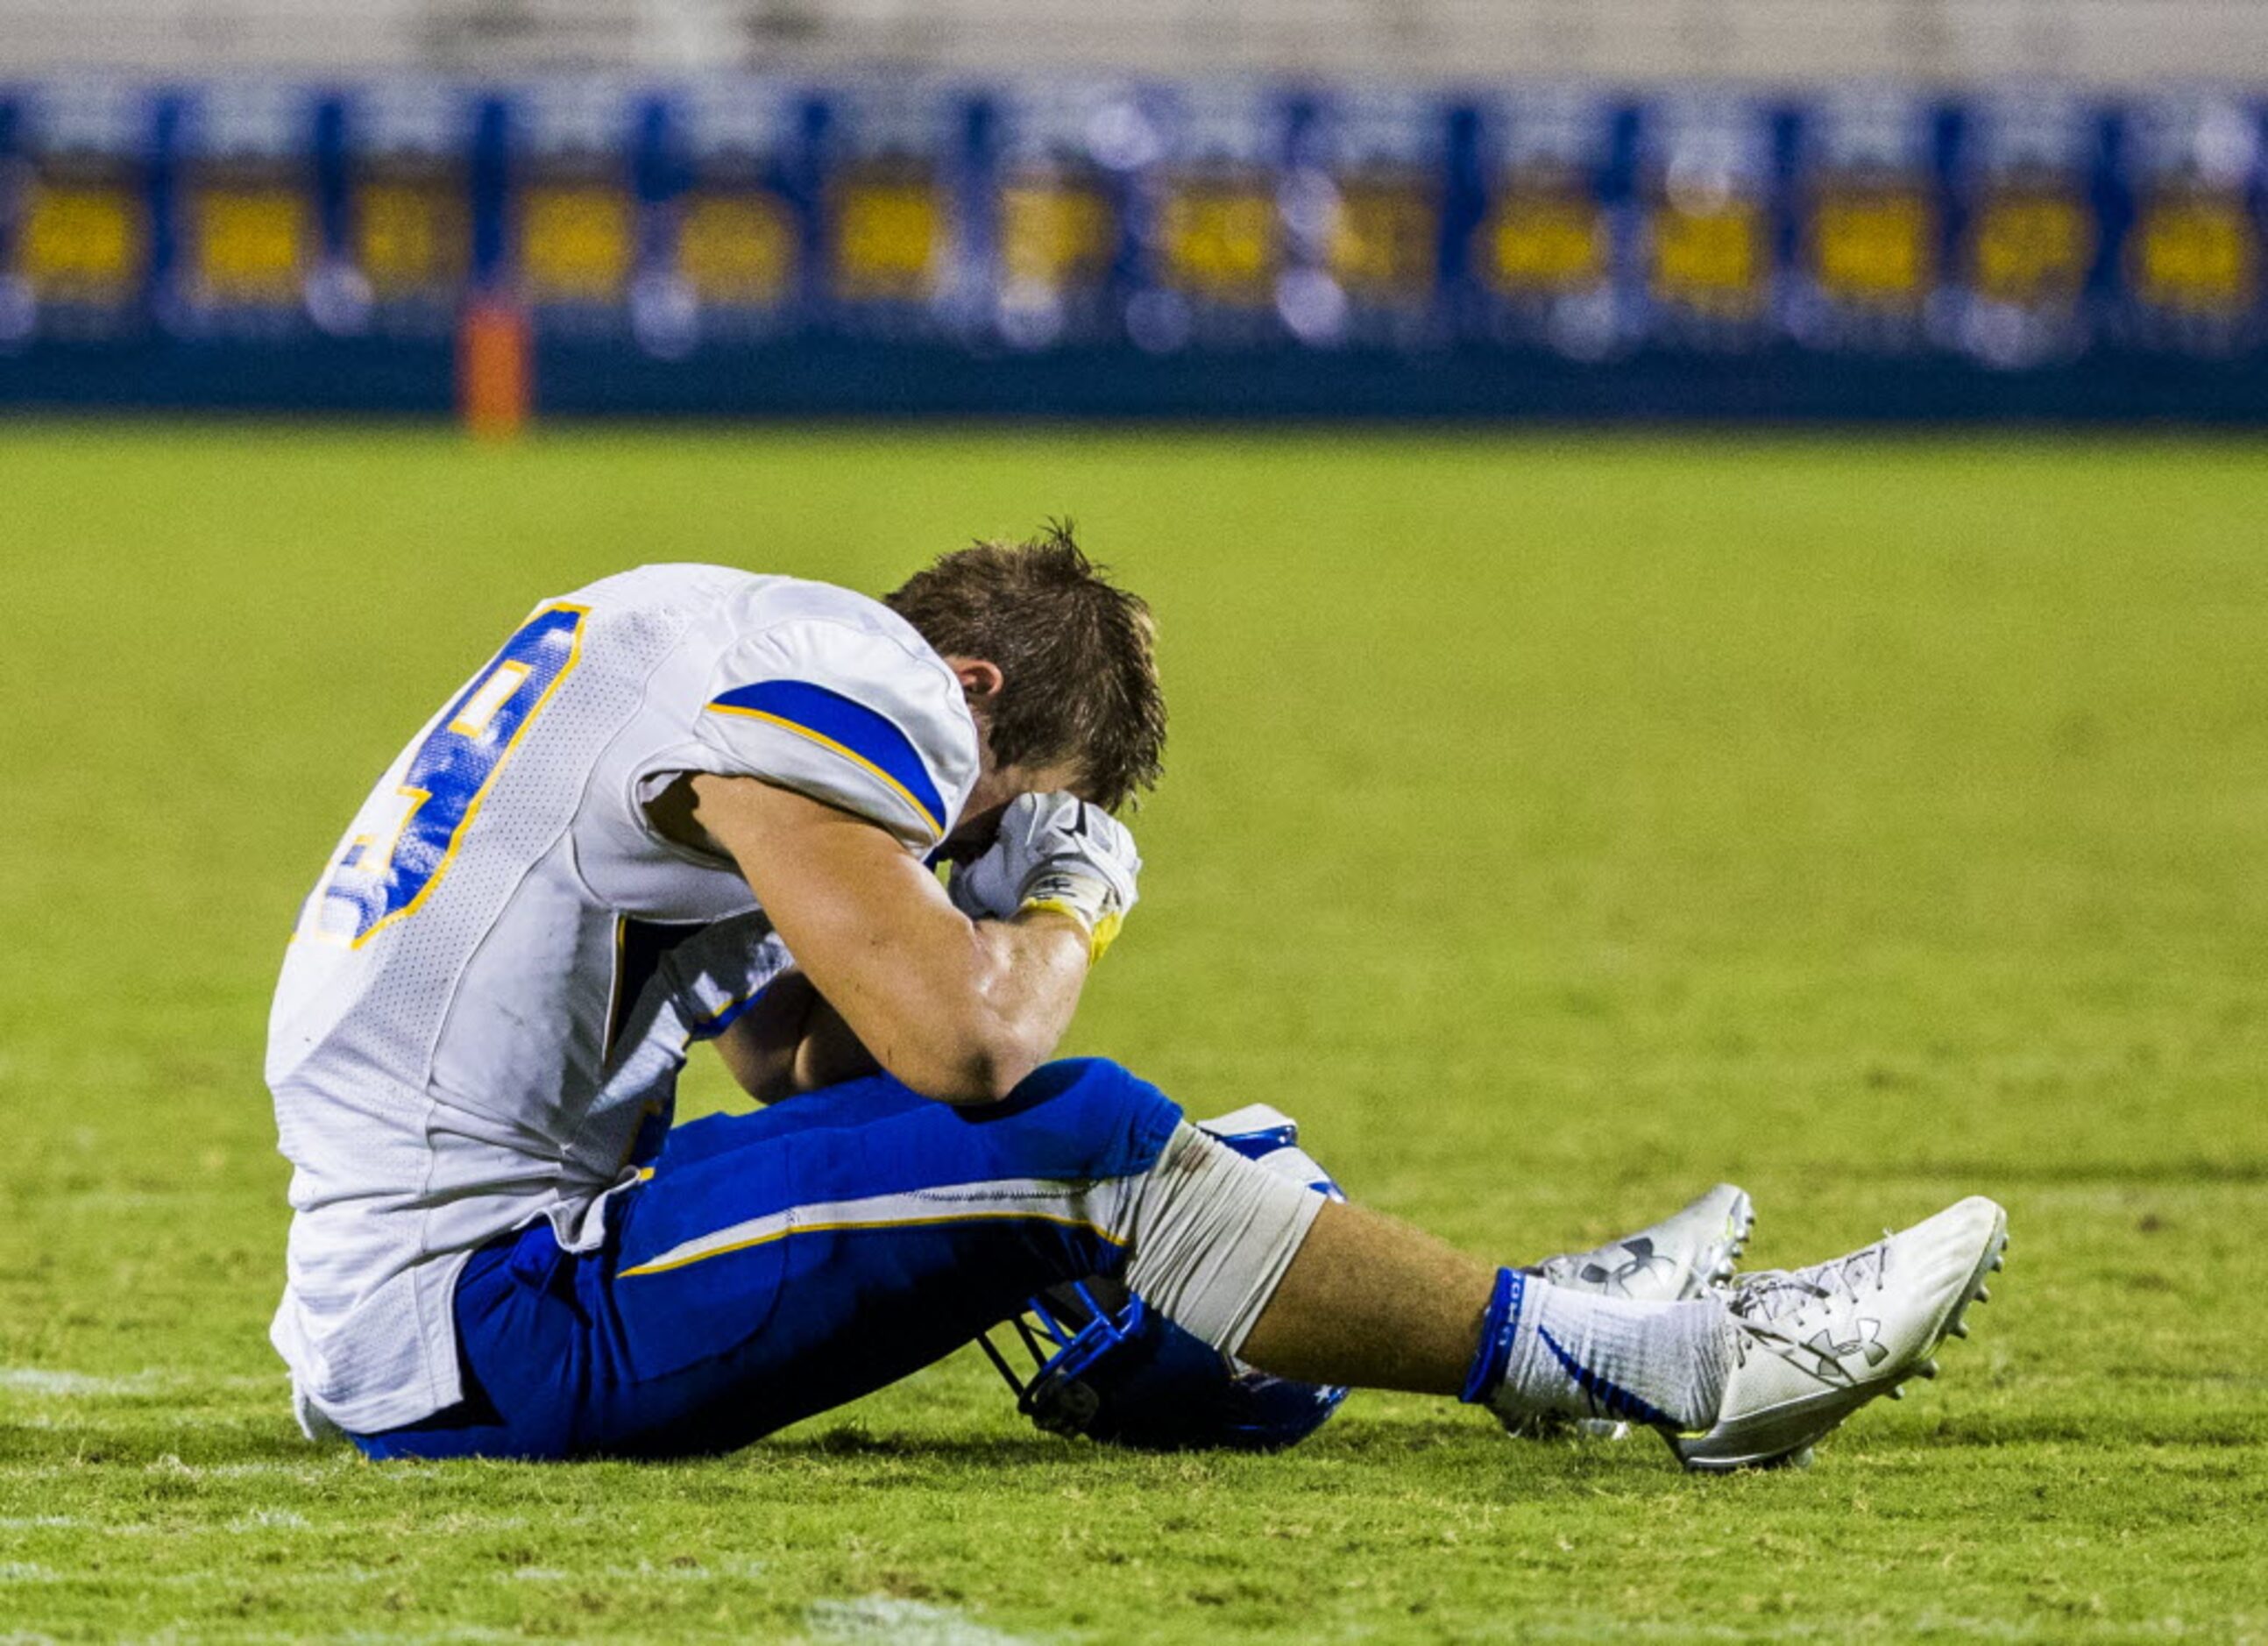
[886,522,1166,813]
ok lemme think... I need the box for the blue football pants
[351,1059,1183,1460]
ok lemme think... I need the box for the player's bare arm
[636,780,871,1103]
[705,970,879,1104]
[681,772,1093,1104]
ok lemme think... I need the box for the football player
[268,528,2003,1470]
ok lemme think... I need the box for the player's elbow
[859,923,1070,1104]
[885,1020,1048,1107]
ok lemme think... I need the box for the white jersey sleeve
[646,579,979,854]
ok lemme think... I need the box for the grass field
[2,423,2264,1643]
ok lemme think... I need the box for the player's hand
[948,791,1140,961]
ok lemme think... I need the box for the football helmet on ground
[980,1105,1348,1452]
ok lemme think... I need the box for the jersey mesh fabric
[267,566,977,1438]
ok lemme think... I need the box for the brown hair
[885,523,1165,811]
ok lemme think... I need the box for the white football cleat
[1668,1195,2009,1473]
[1532,1182,1755,1303]
[1505,1184,1755,1441]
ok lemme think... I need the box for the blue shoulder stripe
[707,679,948,837]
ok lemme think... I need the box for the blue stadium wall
[1,78,2264,422]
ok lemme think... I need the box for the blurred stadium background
[1,0,2264,420]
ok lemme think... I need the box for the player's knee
[970,1058,1184,1182]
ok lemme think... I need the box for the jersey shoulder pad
[691,579,977,850]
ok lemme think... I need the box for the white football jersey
[266,564,979,1437]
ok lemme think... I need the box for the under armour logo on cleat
[1797,1319,1888,1382]
[1579,1238,1678,1298]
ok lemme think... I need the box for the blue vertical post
[1932,99,1966,324]
[1439,101,1483,315]
[313,94,350,269]
[793,93,831,330]
[2250,102,2268,338]
[634,94,671,281]
[955,92,996,336]
[1768,102,1803,337]
[1279,87,1320,348]
[0,95,18,288]
[1605,101,1641,334]
[147,91,185,331]
[2085,105,2125,341]
[469,95,511,297]
[1102,92,1150,320]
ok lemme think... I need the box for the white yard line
[503,1559,767,1584]
[225,1508,313,1532]
[0,1367,280,1397]
[808,1597,1036,1646]
[0,1370,156,1396]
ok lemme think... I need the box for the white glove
[948,791,1141,961]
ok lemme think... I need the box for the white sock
[1486,1274,1732,1430]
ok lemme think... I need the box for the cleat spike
[1976,1285,1991,1303]
[1918,1358,1939,1379]
[1991,1252,2004,1271]
[1948,1320,1968,1338]
[1886,1385,1904,1400]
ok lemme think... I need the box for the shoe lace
[1728,1237,1890,1328]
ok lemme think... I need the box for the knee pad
[964,1058,1183,1184]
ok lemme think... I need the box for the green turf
[2,423,2264,1643]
